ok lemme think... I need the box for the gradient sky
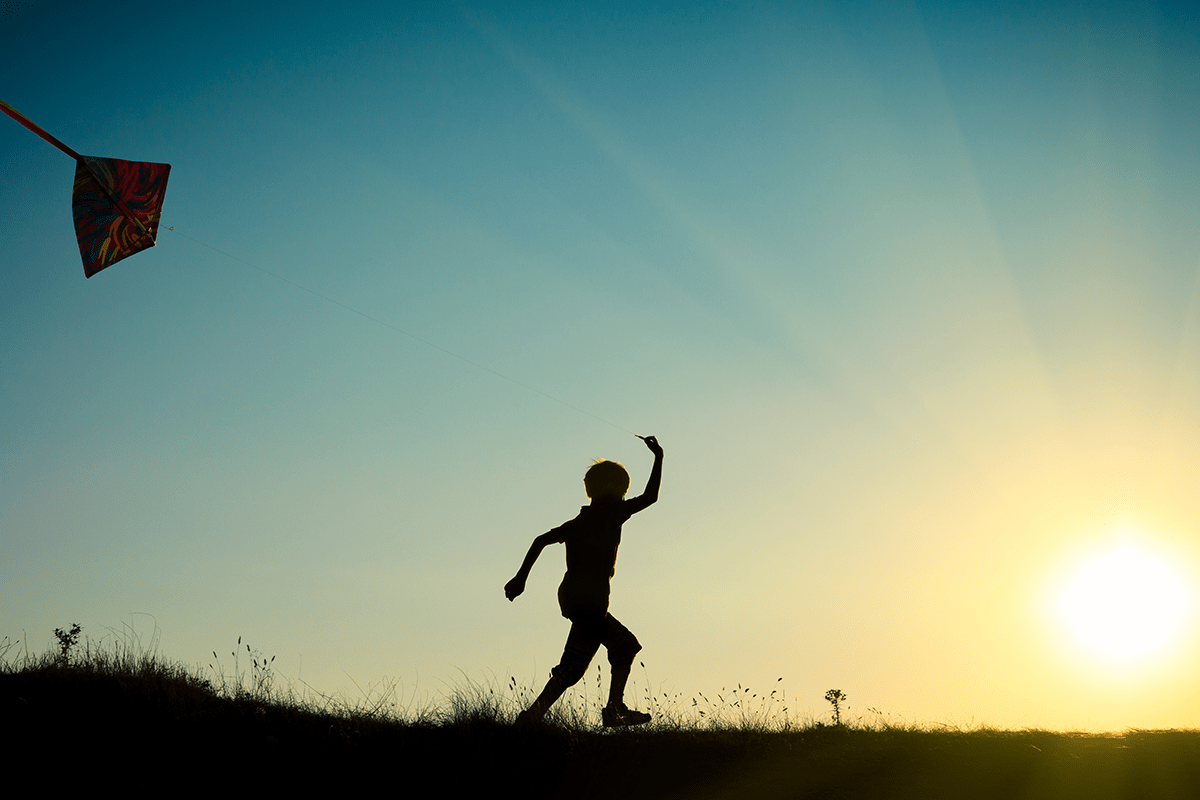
[3,0,1200,731]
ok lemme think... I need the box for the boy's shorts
[551,612,641,686]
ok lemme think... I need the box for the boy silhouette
[505,435,664,726]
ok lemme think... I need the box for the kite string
[164,227,640,438]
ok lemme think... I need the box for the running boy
[504,435,664,726]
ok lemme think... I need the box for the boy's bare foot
[602,704,651,728]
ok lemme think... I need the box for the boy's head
[584,459,629,501]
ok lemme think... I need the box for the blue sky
[3,0,1200,730]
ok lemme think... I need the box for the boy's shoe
[602,704,651,728]
[514,709,543,726]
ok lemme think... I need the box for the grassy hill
[4,633,1197,797]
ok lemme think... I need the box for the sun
[1051,539,1197,670]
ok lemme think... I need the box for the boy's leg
[520,614,603,723]
[600,614,647,724]
[520,675,567,723]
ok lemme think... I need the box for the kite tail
[0,98,82,160]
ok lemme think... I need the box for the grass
[4,629,1199,797]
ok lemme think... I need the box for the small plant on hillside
[54,623,82,665]
[825,689,847,726]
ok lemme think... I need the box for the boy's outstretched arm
[628,435,664,513]
[504,531,558,601]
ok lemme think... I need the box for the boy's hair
[584,459,630,500]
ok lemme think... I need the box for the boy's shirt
[551,501,636,580]
[550,494,655,618]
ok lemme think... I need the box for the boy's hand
[504,576,526,601]
[640,435,663,457]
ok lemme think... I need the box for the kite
[1,98,171,278]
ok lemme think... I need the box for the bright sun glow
[1052,540,1197,670]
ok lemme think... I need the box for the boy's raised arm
[627,435,664,513]
[504,531,558,601]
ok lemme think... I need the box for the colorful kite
[1,99,171,278]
